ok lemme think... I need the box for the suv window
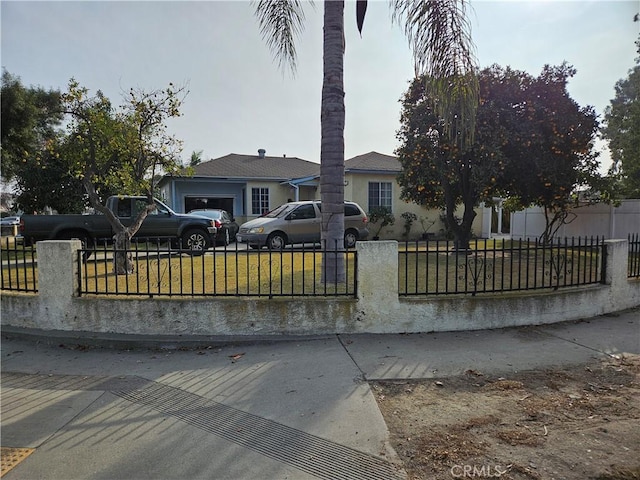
[290,204,316,220]
[345,204,361,216]
[315,202,362,216]
[265,204,295,218]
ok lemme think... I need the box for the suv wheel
[344,230,358,249]
[267,232,287,250]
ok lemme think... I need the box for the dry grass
[1,238,605,296]
[398,239,602,294]
[594,467,640,480]
[79,249,357,296]
[1,238,38,291]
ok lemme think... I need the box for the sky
[1,0,638,172]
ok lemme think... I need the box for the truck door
[117,198,176,239]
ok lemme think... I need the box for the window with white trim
[368,182,392,210]
[251,187,269,215]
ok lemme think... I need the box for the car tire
[181,229,211,254]
[267,232,287,250]
[344,229,358,249]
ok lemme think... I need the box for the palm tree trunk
[320,0,346,283]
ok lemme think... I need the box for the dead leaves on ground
[374,354,640,480]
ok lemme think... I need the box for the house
[158,149,320,223]
[343,151,444,239]
[158,149,487,240]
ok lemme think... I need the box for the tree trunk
[541,207,568,245]
[113,229,134,275]
[443,178,476,252]
[455,199,477,251]
[81,177,155,275]
[320,0,346,283]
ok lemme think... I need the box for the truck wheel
[182,229,211,254]
[58,230,94,260]
[344,230,358,249]
[267,232,286,250]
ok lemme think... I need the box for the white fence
[510,199,640,240]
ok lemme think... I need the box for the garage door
[185,197,234,216]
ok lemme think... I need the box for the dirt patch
[373,354,640,480]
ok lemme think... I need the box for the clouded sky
[2,0,638,170]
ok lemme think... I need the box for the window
[368,182,392,210]
[345,204,361,216]
[251,188,269,215]
[291,204,316,220]
[117,200,131,217]
[133,198,152,217]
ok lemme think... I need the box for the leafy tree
[1,70,63,182]
[189,150,203,167]
[498,64,601,243]
[396,69,505,250]
[368,206,395,239]
[60,80,187,273]
[396,64,601,247]
[0,70,85,212]
[254,0,478,280]
[1,72,125,213]
[13,143,86,214]
[3,72,189,270]
[602,37,640,198]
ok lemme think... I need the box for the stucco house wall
[345,156,484,241]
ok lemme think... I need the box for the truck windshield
[153,199,172,215]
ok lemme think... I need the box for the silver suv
[237,201,369,249]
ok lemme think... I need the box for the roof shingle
[344,152,400,172]
[190,153,320,179]
[179,151,400,181]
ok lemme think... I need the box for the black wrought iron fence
[0,237,38,292]
[399,237,605,296]
[78,240,357,298]
[629,233,640,278]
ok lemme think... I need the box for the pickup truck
[19,196,218,251]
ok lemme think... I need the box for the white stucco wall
[1,240,638,339]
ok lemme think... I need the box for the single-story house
[158,149,319,222]
[158,149,488,240]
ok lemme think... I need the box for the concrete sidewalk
[1,309,638,479]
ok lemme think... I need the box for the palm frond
[391,0,479,148]
[253,0,308,74]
